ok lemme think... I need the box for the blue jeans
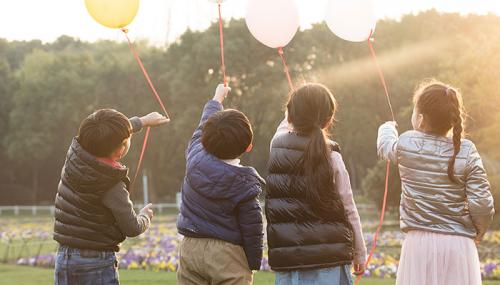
[276,265,353,285]
[54,246,119,285]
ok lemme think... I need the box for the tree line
[0,11,498,219]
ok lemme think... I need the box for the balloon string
[218,3,228,86]
[355,161,390,285]
[121,29,169,188]
[367,30,395,121]
[132,127,151,187]
[355,30,395,285]
[122,29,170,119]
[278,47,295,91]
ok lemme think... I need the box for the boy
[53,109,168,285]
[177,84,265,285]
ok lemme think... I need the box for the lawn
[1,264,499,285]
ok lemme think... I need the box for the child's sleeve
[129,117,143,134]
[269,114,291,152]
[377,122,399,163]
[332,152,367,265]
[102,182,150,237]
[186,100,223,158]
[465,144,495,240]
[237,189,264,271]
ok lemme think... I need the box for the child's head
[78,109,132,160]
[287,83,337,134]
[412,80,466,182]
[286,83,343,219]
[202,109,253,160]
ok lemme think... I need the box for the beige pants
[177,237,253,285]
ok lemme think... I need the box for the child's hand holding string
[140,112,170,127]
[213,83,231,104]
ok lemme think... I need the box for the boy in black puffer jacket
[53,109,168,285]
[177,84,265,285]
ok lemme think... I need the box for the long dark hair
[414,81,465,183]
[287,83,345,220]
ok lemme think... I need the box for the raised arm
[186,84,230,157]
[377,121,399,163]
[465,144,495,242]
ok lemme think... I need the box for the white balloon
[325,0,377,42]
[245,0,300,49]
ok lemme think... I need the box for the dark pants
[54,245,119,285]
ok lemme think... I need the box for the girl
[266,83,366,285]
[377,80,495,285]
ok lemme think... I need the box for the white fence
[0,203,180,216]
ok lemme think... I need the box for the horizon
[1,0,500,45]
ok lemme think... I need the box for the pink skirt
[396,230,482,285]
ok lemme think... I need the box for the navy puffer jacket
[177,100,265,270]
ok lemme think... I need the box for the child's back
[379,128,494,238]
[53,109,167,285]
[377,81,494,285]
[177,84,264,285]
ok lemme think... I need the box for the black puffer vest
[266,132,354,271]
[53,138,129,252]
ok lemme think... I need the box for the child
[377,80,495,285]
[53,109,168,285]
[266,83,367,285]
[177,84,265,285]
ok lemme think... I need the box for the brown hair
[202,109,253,160]
[413,80,466,183]
[78,109,132,157]
[287,83,344,220]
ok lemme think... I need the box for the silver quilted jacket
[377,122,495,239]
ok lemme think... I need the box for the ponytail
[447,89,463,183]
[287,83,345,220]
[302,126,342,218]
[414,81,465,184]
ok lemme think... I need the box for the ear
[245,143,253,153]
[111,144,126,160]
[417,114,425,129]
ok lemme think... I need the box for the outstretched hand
[140,112,170,127]
[213,83,231,104]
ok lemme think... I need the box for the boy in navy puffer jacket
[177,84,264,285]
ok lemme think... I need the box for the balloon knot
[278,47,284,55]
[121,28,129,34]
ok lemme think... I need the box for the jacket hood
[61,138,129,193]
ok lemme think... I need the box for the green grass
[0,264,499,285]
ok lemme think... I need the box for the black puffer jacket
[53,138,129,251]
[266,132,354,271]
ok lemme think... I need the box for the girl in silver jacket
[377,80,494,285]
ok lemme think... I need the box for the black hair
[202,109,253,160]
[78,109,131,157]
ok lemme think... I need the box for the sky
[1,0,500,45]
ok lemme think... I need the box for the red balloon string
[218,3,228,86]
[355,30,395,285]
[367,30,395,121]
[121,28,170,188]
[278,47,295,91]
[132,126,151,187]
[121,29,170,119]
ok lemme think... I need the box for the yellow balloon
[85,0,140,29]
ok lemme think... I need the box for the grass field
[1,264,499,285]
